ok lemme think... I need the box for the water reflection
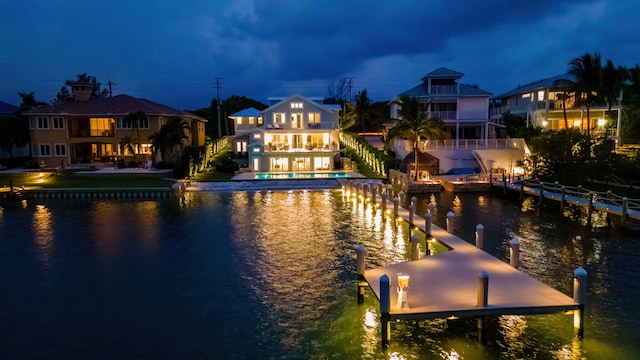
[33,204,53,267]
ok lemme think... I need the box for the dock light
[397,273,410,309]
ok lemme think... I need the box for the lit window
[573,120,581,127]
[274,113,285,124]
[291,102,303,109]
[253,133,261,139]
[537,91,545,101]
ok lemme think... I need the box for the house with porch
[24,82,207,168]
[388,68,523,175]
[245,95,341,172]
[489,74,620,140]
[229,107,262,161]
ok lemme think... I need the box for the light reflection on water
[0,190,638,359]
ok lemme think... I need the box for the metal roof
[230,107,261,117]
[491,74,575,99]
[421,67,464,80]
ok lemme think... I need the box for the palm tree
[118,136,136,156]
[149,117,190,165]
[553,78,573,130]
[568,52,602,138]
[386,95,448,181]
[122,111,146,154]
[343,89,373,132]
[601,60,628,119]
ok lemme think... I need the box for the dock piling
[356,244,366,304]
[510,237,520,268]
[393,196,399,217]
[475,224,484,250]
[380,274,391,347]
[411,233,420,260]
[573,267,587,338]
[477,270,489,307]
[446,211,454,233]
[425,212,432,236]
[381,191,387,212]
[409,203,415,224]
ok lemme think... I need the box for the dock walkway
[340,180,584,344]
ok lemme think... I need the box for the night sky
[2,0,639,110]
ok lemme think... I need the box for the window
[537,91,545,101]
[314,157,330,170]
[32,144,39,156]
[308,113,320,123]
[236,117,242,125]
[249,117,255,124]
[53,117,65,129]
[274,113,285,124]
[257,116,263,125]
[37,116,48,129]
[292,134,302,149]
[291,102,303,109]
[90,118,113,136]
[54,144,67,156]
[291,113,302,128]
[235,141,247,153]
[39,144,51,157]
[118,116,148,129]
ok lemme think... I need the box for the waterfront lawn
[0,172,175,190]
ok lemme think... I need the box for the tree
[190,95,267,139]
[53,73,109,104]
[149,117,190,166]
[343,89,377,132]
[568,52,602,138]
[386,95,448,180]
[325,78,350,104]
[122,111,146,153]
[0,92,46,158]
[552,78,574,130]
[601,60,628,120]
[118,135,136,156]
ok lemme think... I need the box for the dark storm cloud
[1,0,639,109]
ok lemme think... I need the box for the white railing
[419,138,526,151]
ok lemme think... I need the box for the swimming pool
[254,172,352,179]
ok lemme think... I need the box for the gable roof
[422,67,464,80]
[399,82,491,97]
[492,74,575,99]
[230,107,261,117]
[24,94,206,121]
[263,95,339,113]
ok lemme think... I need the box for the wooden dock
[340,180,586,346]
[492,178,640,221]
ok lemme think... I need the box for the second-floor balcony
[69,128,115,138]
[263,142,337,152]
[429,85,458,95]
[430,110,457,120]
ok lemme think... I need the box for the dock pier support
[380,275,391,347]
[573,267,587,338]
[477,271,489,344]
[356,244,366,304]
[475,224,484,250]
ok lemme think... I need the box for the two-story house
[390,67,497,143]
[24,82,207,168]
[245,95,341,172]
[490,74,620,138]
[229,107,263,159]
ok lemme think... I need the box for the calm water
[254,172,352,179]
[0,188,638,359]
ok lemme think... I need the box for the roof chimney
[69,81,92,101]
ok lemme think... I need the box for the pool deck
[345,180,580,321]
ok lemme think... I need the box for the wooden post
[398,190,405,206]
[561,186,566,212]
[393,196,399,217]
[363,182,370,203]
[380,275,391,347]
[622,197,628,225]
[408,203,415,225]
[587,191,594,227]
[475,224,484,250]
[538,182,544,209]
[381,191,387,212]
[425,212,432,236]
[510,237,520,268]
[477,271,489,345]
[502,172,507,196]
[411,233,420,260]
[428,202,435,215]
[356,244,366,304]
[573,267,587,338]
[446,211,454,233]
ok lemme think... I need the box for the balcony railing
[429,110,457,120]
[419,138,527,151]
[429,85,457,94]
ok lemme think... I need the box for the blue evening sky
[1,0,639,110]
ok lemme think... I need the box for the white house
[246,95,341,172]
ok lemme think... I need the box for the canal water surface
[0,189,638,359]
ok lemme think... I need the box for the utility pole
[346,77,353,102]
[215,78,223,138]
[107,80,115,97]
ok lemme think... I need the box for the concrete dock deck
[344,180,581,321]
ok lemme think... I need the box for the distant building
[242,95,341,172]
[24,83,207,168]
[391,67,498,141]
[490,74,619,139]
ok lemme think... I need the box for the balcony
[69,129,115,138]
[429,85,457,95]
